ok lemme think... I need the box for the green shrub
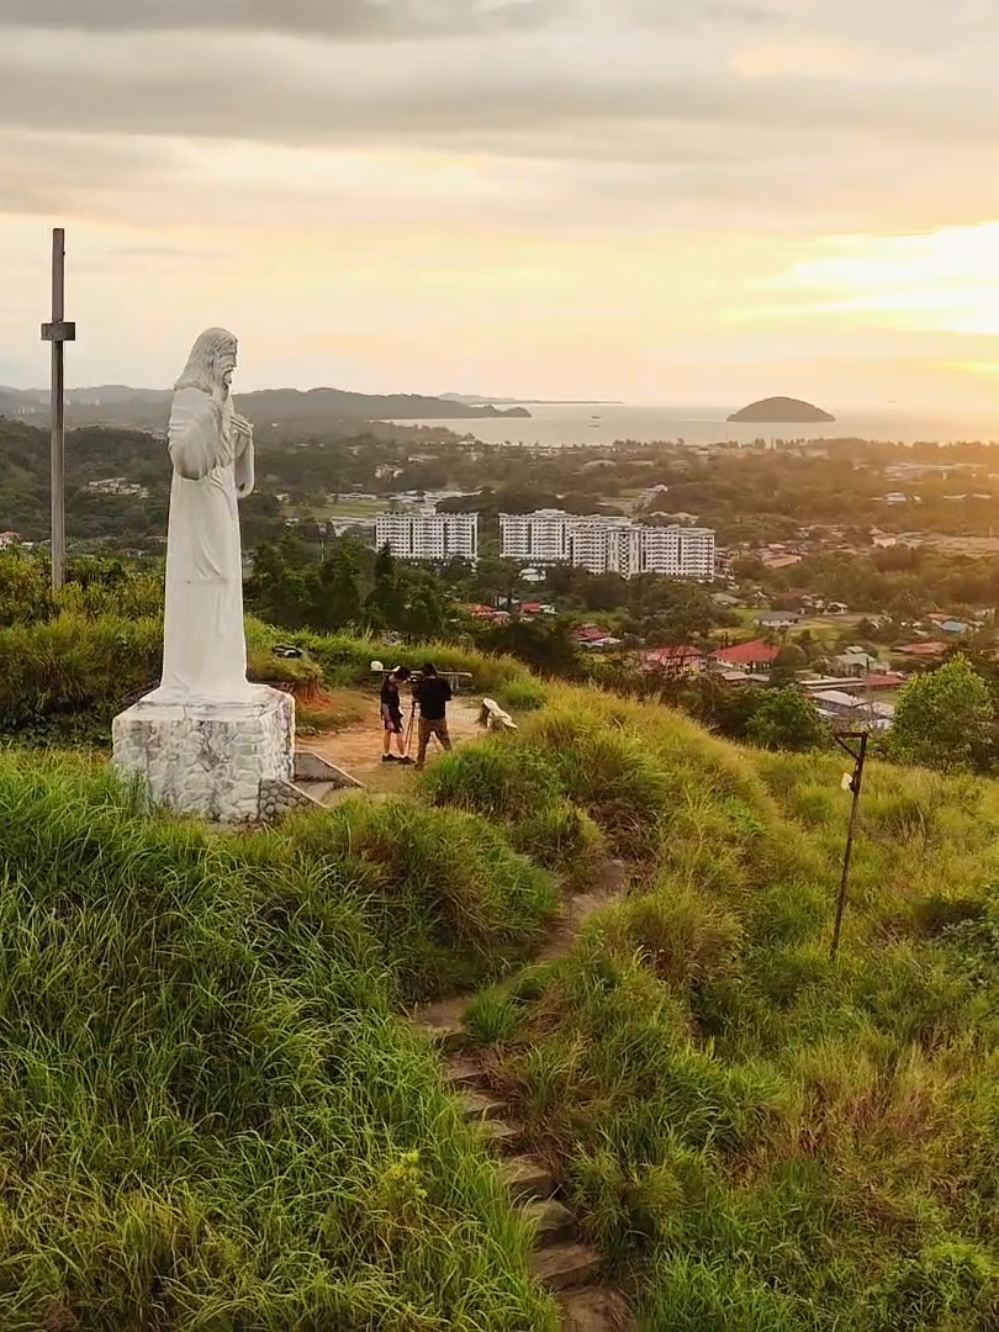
[597,881,744,996]
[0,757,558,1330]
[509,798,605,882]
[499,676,548,712]
[287,628,533,695]
[280,795,559,999]
[639,1255,817,1331]
[0,612,162,739]
[418,736,562,820]
[522,708,677,859]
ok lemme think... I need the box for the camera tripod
[403,698,442,758]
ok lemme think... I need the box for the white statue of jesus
[149,328,256,702]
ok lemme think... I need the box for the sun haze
[0,0,996,415]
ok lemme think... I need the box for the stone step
[459,1089,508,1122]
[558,1286,634,1331]
[530,1242,602,1293]
[411,998,469,1055]
[291,780,353,808]
[521,1198,576,1246]
[478,1118,521,1152]
[445,1056,490,1090]
[413,1020,465,1054]
[499,1155,556,1204]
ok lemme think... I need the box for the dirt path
[302,696,484,791]
[307,691,633,1325]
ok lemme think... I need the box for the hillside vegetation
[0,751,559,1330]
[421,689,999,1330]
[4,644,999,1325]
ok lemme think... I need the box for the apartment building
[500,510,715,580]
[498,509,572,564]
[637,525,716,580]
[375,511,478,562]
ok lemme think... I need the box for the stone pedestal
[112,685,294,823]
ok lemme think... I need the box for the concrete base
[111,685,294,823]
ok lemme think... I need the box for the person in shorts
[380,666,412,764]
[413,662,453,770]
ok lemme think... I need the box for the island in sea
[728,396,835,424]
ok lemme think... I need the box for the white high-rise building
[375,511,478,562]
[499,509,572,564]
[500,510,714,581]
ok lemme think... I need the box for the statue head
[175,328,238,398]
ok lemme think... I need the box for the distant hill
[441,392,621,406]
[728,396,835,424]
[0,386,531,431]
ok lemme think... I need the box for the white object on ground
[478,697,518,731]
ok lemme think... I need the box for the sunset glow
[0,2,996,418]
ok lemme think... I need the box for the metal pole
[41,228,75,594]
[50,229,66,591]
[830,731,868,960]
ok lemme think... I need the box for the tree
[889,655,995,772]
[244,535,314,629]
[477,617,583,679]
[0,548,55,626]
[366,542,404,629]
[747,688,830,752]
[317,544,363,630]
[401,580,451,643]
[768,643,806,688]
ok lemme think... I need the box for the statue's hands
[231,412,253,444]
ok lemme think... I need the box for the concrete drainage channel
[415,1004,633,1332]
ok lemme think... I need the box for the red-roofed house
[712,640,779,671]
[576,624,620,649]
[897,642,947,659]
[642,646,707,676]
[858,672,908,690]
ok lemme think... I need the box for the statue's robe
[149,388,255,701]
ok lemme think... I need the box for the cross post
[40,227,76,593]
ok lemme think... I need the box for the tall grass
[13,658,999,1327]
[435,682,999,1330]
[279,794,558,998]
[0,754,559,1330]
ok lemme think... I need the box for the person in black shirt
[413,662,453,770]
[380,666,412,764]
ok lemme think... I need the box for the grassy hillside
[0,751,559,1330]
[421,688,999,1330]
[5,665,999,1326]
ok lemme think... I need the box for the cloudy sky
[1,0,997,415]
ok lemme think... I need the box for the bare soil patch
[303,694,484,791]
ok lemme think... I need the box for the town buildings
[499,510,715,580]
[374,510,478,562]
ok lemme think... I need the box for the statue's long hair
[175,328,237,396]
